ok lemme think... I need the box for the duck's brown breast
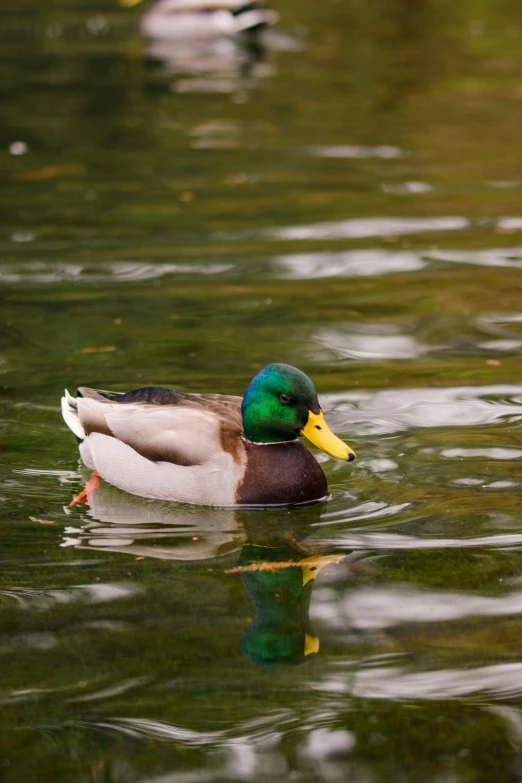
[235,440,328,506]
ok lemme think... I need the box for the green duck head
[241,363,356,460]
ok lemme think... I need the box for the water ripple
[306,145,403,159]
[323,383,522,436]
[382,181,433,194]
[314,328,432,361]
[266,216,469,241]
[316,501,410,526]
[275,249,426,279]
[70,677,149,703]
[276,244,522,279]
[312,585,522,630]
[0,631,57,655]
[0,582,142,609]
[429,245,522,268]
[316,661,522,702]
[0,261,232,284]
[316,530,522,551]
[75,709,297,749]
[442,448,522,460]
[91,717,226,744]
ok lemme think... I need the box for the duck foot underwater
[68,470,101,507]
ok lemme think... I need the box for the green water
[3,0,522,780]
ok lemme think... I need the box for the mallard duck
[140,0,278,40]
[61,363,356,507]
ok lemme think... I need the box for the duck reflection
[63,481,347,666]
[139,0,279,93]
[62,480,246,560]
[235,536,344,666]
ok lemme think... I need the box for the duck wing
[65,386,243,467]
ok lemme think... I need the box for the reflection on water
[3,247,522,287]
[307,145,403,159]
[316,661,522,702]
[381,181,433,194]
[324,383,522,435]
[0,260,233,284]
[275,248,427,279]
[312,584,522,630]
[140,0,281,94]
[62,482,246,559]
[265,216,470,242]
[314,325,432,361]
[0,582,141,611]
[144,34,271,95]
[320,530,522,551]
[61,485,351,666]
[429,246,522,269]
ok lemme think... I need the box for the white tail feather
[233,9,278,31]
[61,389,86,440]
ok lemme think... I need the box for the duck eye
[279,394,291,404]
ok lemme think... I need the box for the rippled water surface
[3,1,522,780]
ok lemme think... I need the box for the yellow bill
[301,410,356,461]
[300,553,348,586]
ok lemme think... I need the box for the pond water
[2,0,522,780]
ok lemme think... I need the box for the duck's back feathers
[65,385,243,464]
[79,385,242,422]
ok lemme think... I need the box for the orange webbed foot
[68,470,101,507]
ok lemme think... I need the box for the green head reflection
[236,541,343,666]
